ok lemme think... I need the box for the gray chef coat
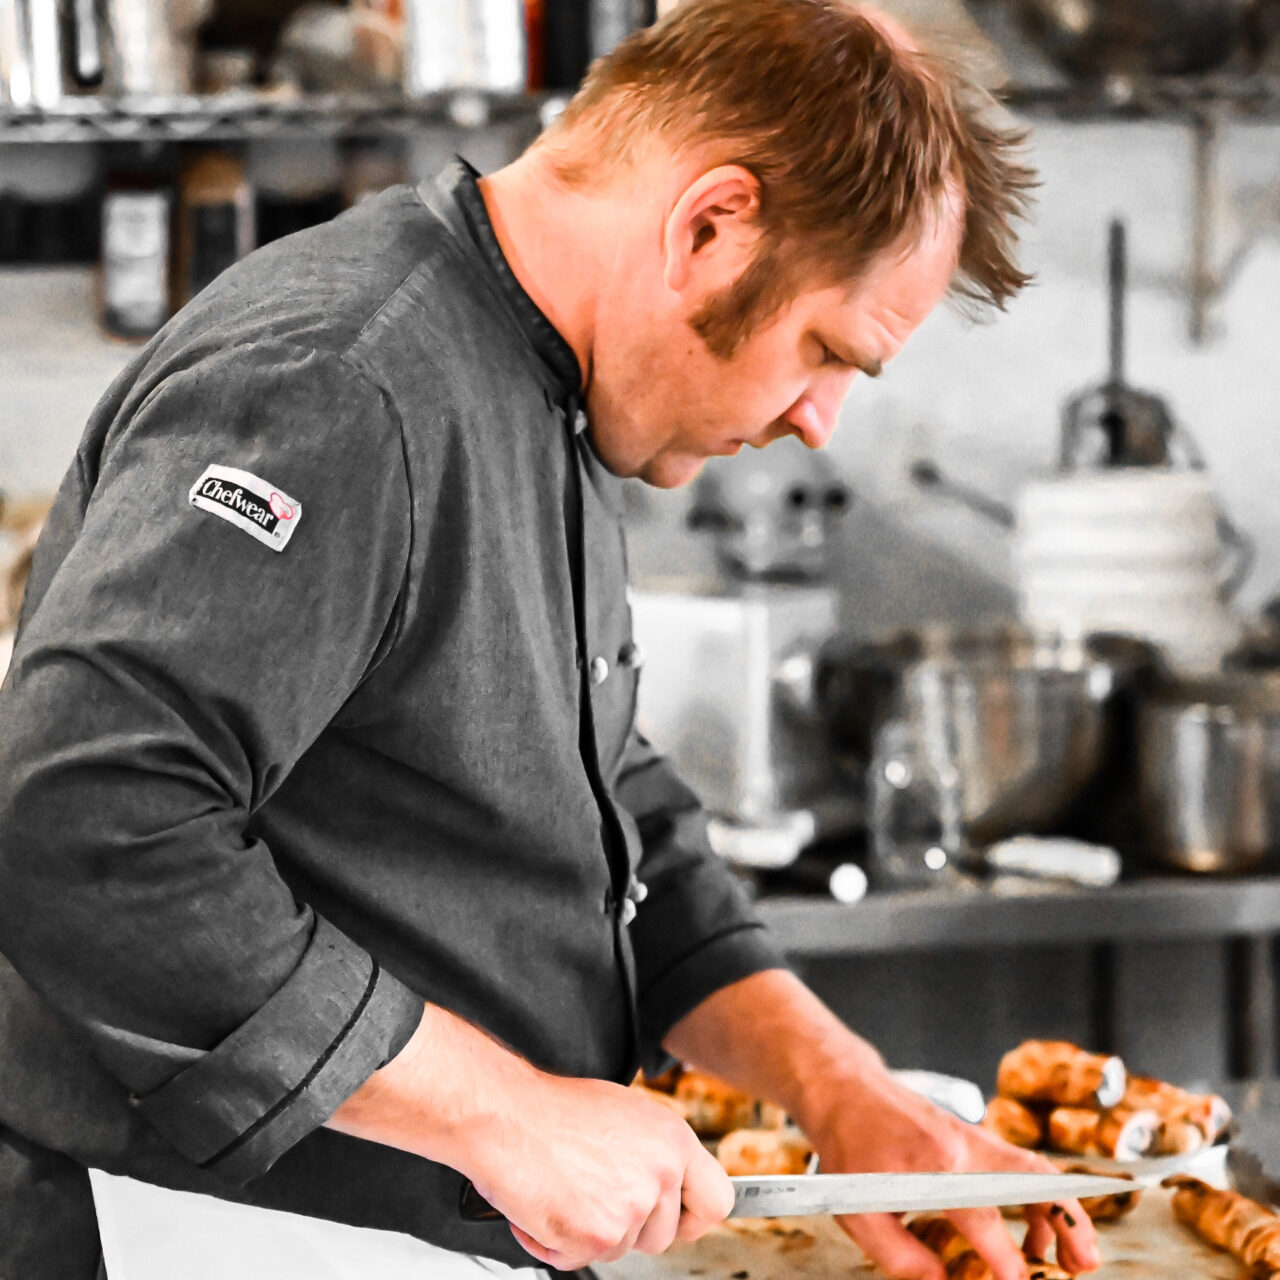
[0,159,784,1266]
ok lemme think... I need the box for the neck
[478,150,613,393]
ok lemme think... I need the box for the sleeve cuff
[133,916,422,1185]
[635,921,788,1069]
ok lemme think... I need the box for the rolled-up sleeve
[0,341,423,1182]
[612,730,788,1063]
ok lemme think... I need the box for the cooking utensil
[817,627,1143,849]
[103,0,214,96]
[1136,670,1280,873]
[1011,0,1253,78]
[460,1170,1136,1224]
[1061,220,1177,471]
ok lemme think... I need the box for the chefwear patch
[188,464,301,552]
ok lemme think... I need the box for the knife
[459,1169,1136,1223]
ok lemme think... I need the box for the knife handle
[459,1179,506,1222]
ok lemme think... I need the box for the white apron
[89,1169,547,1280]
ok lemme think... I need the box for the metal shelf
[757,874,1280,958]
[1001,73,1280,121]
[0,89,563,144]
[5,74,1280,145]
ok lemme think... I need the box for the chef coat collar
[418,158,584,402]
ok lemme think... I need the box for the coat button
[620,897,638,925]
[626,877,648,904]
[573,409,589,435]
[618,640,645,672]
[589,655,610,685]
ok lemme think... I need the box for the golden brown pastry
[1122,1075,1232,1150]
[908,1216,1071,1280]
[996,1040,1126,1109]
[671,1069,786,1136]
[981,1096,1044,1149]
[1056,1162,1141,1223]
[1166,1174,1280,1275]
[1045,1105,1159,1160]
[716,1126,813,1177]
[637,1064,683,1094]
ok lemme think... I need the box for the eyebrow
[829,342,883,378]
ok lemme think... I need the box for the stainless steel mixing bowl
[817,627,1145,846]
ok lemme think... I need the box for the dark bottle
[100,144,174,339]
[542,0,589,88]
[175,148,255,308]
[248,139,343,248]
[4,144,100,266]
[525,0,546,88]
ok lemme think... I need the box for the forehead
[813,208,963,338]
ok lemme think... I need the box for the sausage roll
[908,1216,1072,1280]
[672,1070,786,1136]
[1045,1105,1159,1160]
[982,1096,1044,1149]
[996,1041,1126,1109]
[716,1127,813,1177]
[1122,1074,1232,1149]
[1166,1174,1280,1275]
[1056,1162,1142,1223]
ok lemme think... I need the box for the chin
[638,454,708,489]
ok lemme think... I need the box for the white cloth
[89,1170,546,1280]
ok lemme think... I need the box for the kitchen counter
[756,873,1280,956]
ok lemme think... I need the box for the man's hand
[464,1073,733,1269]
[327,1003,733,1271]
[804,1065,1100,1280]
[664,969,1103,1280]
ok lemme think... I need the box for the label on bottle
[103,191,170,334]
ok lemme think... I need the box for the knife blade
[726,1170,1143,1219]
[458,1169,1138,1224]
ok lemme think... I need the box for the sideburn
[689,250,796,360]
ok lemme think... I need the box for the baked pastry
[1045,1105,1159,1160]
[996,1041,1126,1109]
[908,1216,1071,1279]
[716,1126,813,1177]
[1055,1162,1141,1223]
[1122,1074,1232,1150]
[672,1070,787,1136]
[982,1096,1044,1149]
[1166,1174,1280,1274]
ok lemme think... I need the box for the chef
[0,3,1100,1279]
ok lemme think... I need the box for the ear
[663,165,763,296]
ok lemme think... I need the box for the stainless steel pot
[1012,0,1254,78]
[816,627,1147,847]
[1136,672,1280,873]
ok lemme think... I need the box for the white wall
[5,116,1280,620]
[632,117,1280,623]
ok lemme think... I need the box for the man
[0,3,1099,1279]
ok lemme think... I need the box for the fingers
[677,1142,736,1236]
[633,1186,684,1255]
[508,1223,578,1272]
[1038,1199,1101,1274]
[835,1211,947,1280]
[1021,1212,1055,1265]
[948,1207,1035,1280]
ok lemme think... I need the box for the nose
[784,380,845,449]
